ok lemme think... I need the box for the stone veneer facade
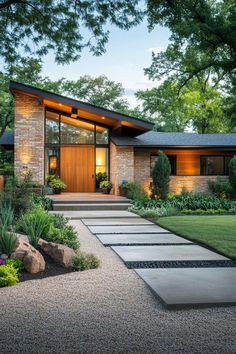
[110,142,134,195]
[110,146,223,195]
[14,92,44,184]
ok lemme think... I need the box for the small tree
[151,151,171,200]
[229,156,236,196]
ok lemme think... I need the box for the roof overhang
[10,81,153,134]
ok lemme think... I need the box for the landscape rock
[39,239,76,268]
[12,237,45,273]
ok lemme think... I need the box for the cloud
[147,46,165,54]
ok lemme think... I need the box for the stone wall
[14,92,44,184]
[110,142,134,195]
[133,148,227,195]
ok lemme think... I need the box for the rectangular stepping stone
[50,210,139,219]
[111,245,228,262]
[88,225,169,234]
[96,233,193,245]
[135,268,236,308]
[82,218,153,226]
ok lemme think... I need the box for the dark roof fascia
[133,145,236,150]
[9,80,153,131]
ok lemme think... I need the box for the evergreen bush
[151,151,171,200]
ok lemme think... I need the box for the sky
[41,21,171,107]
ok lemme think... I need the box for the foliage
[229,156,236,194]
[0,175,33,217]
[96,172,108,183]
[47,175,66,191]
[130,205,178,219]
[136,76,229,133]
[46,224,80,250]
[72,252,100,272]
[132,192,236,212]
[0,1,142,65]
[0,205,17,256]
[0,150,14,176]
[31,194,53,211]
[145,1,236,92]
[151,151,171,200]
[6,257,24,274]
[123,181,148,204]
[100,180,112,189]
[19,207,51,247]
[208,177,233,199]
[181,209,231,215]
[0,264,19,287]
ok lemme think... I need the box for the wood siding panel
[60,146,95,192]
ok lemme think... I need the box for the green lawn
[157,215,236,259]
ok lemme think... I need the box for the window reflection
[46,111,59,143]
[60,115,95,144]
[96,126,108,144]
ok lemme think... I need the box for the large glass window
[60,115,95,144]
[96,148,109,188]
[150,155,176,176]
[201,155,233,175]
[46,111,59,143]
[96,126,109,144]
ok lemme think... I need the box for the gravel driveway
[1,220,236,354]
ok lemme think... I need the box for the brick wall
[133,148,227,195]
[14,92,44,184]
[110,142,134,195]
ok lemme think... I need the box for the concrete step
[53,203,131,211]
[52,199,130,205]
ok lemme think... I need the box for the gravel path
[1,220,236,354]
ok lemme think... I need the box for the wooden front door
[60,146,95,192]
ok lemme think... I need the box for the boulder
[12,237,45,273]
[39,239,76,268]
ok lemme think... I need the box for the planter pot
[0,175,4,191]
[53,188,62,194]
[102,187,111,194]
[119,186,128,198]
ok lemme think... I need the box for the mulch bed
[20,249,73,282]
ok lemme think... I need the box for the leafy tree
[0,0,142,65]
[151,151,171,200]
[136,74,229,133]
[145,1,236,86]
[61,75,129,111]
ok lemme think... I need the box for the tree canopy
[0,0,142,65]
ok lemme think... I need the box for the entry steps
[53,201,132,211]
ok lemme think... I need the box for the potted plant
[47,175,66,194]
[96,172,107,189]
[100,180,113,194]
[119,180,129,197]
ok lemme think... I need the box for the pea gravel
[0,220,236,354]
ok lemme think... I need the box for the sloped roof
[111,131,236,147]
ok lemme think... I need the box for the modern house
[1,81,236,195]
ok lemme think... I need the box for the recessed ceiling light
[58,103,62,106]
[101,116,105,120]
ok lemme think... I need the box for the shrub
[72,252,100,271]
[0,205,17,256]
[31,193,53,211]
[0,264,19,287]
[151,151,171,200]
[208,177,233,198]
[47,175,66,191]
[126,181,149,204]
[46,224,80,250]
[0,176,33,217]
[6,257,24,274]
[229,156,236,195]
[18,206,51,247]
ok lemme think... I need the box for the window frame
[200,155,233,176]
